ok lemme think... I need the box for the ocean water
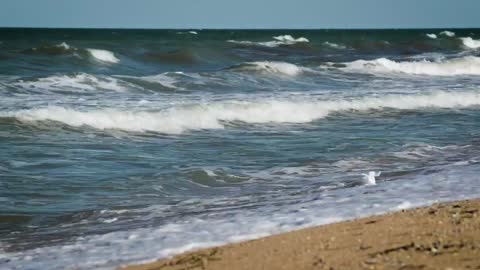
[1,28,480,269]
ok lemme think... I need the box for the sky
[0,0,479,29]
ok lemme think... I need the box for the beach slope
[122,199,480,270]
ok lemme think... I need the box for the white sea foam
[323,41,347,49]
[272,35,309,43]
[343,56,480,76]
[116,73,181,89]
[459,37,480,49]
[14,73,127,92]
[226,40,266,46]
[3,163,480,270]
[56,42,71,50]
[29,42,74,53]
[426,33,437,39]
[440,30,455,37]
[391,143,469,160]
[396,201,413,210]
[102,218,118,223]
[139,74,180,89]
[32,42,120,64]
[86,49,120,63]
[227,34,309,48]
[6,91,480,134]
[177,31,198,35]
[406,52,446,61]
[237,61,304,76]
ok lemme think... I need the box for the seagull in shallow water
[362,171,381,185]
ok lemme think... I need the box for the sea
[1,28,480,269]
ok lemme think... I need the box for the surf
[5,90,480,134]
[21,42,120,64]
[341,56,480,76]
[227,34,309,48]
[460,37,480,49]
[86,49,120,63]
[230,61,305,76]
[13,73,128,92]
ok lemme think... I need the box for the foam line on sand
[121,199,480,270]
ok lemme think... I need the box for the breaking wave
[231,61,304,76]
[86,49,120,63]
[22,42,120,64]
[460,37,480,49]
[22,42,75,55]
[426,33,437,39]
[5,91,480,134]
[227,34,309,48]
[177,31,198,35]
[342,56,480,76]
[272,35,309,43]
[13,73,128,92]
[323,41,347,49]
[117,73,182,90]
[440,31,455,37]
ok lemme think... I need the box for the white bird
[362,171,381,185]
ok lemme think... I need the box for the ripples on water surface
[1,28,480,269]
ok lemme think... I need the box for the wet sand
[122,199,480,270]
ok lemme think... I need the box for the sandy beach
[122,199,480,270]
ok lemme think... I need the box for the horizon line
[0,26,479,31]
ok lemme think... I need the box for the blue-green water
[1,28,480,269]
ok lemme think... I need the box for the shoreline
[121,199,480,270]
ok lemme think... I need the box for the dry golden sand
[122,199,480,270]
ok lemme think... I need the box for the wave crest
[440,31,455,37]
[117,73,181,90]
[227,34,309,48]
[460,37,480,49]
[323,41,347,49]
[232,61,304,76]
[272,35,309,43]
[22,42,75,55]
[342,56,480,76]
[86,49,120,63]
[6,91,480,134]
[22,42,120,64]
[14,73,128,92]
[177,31,198,35]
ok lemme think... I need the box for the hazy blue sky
[1,0,479,29]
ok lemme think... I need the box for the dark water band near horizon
[1,28,480,269]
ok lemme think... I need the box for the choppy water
[1,28,480,269]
